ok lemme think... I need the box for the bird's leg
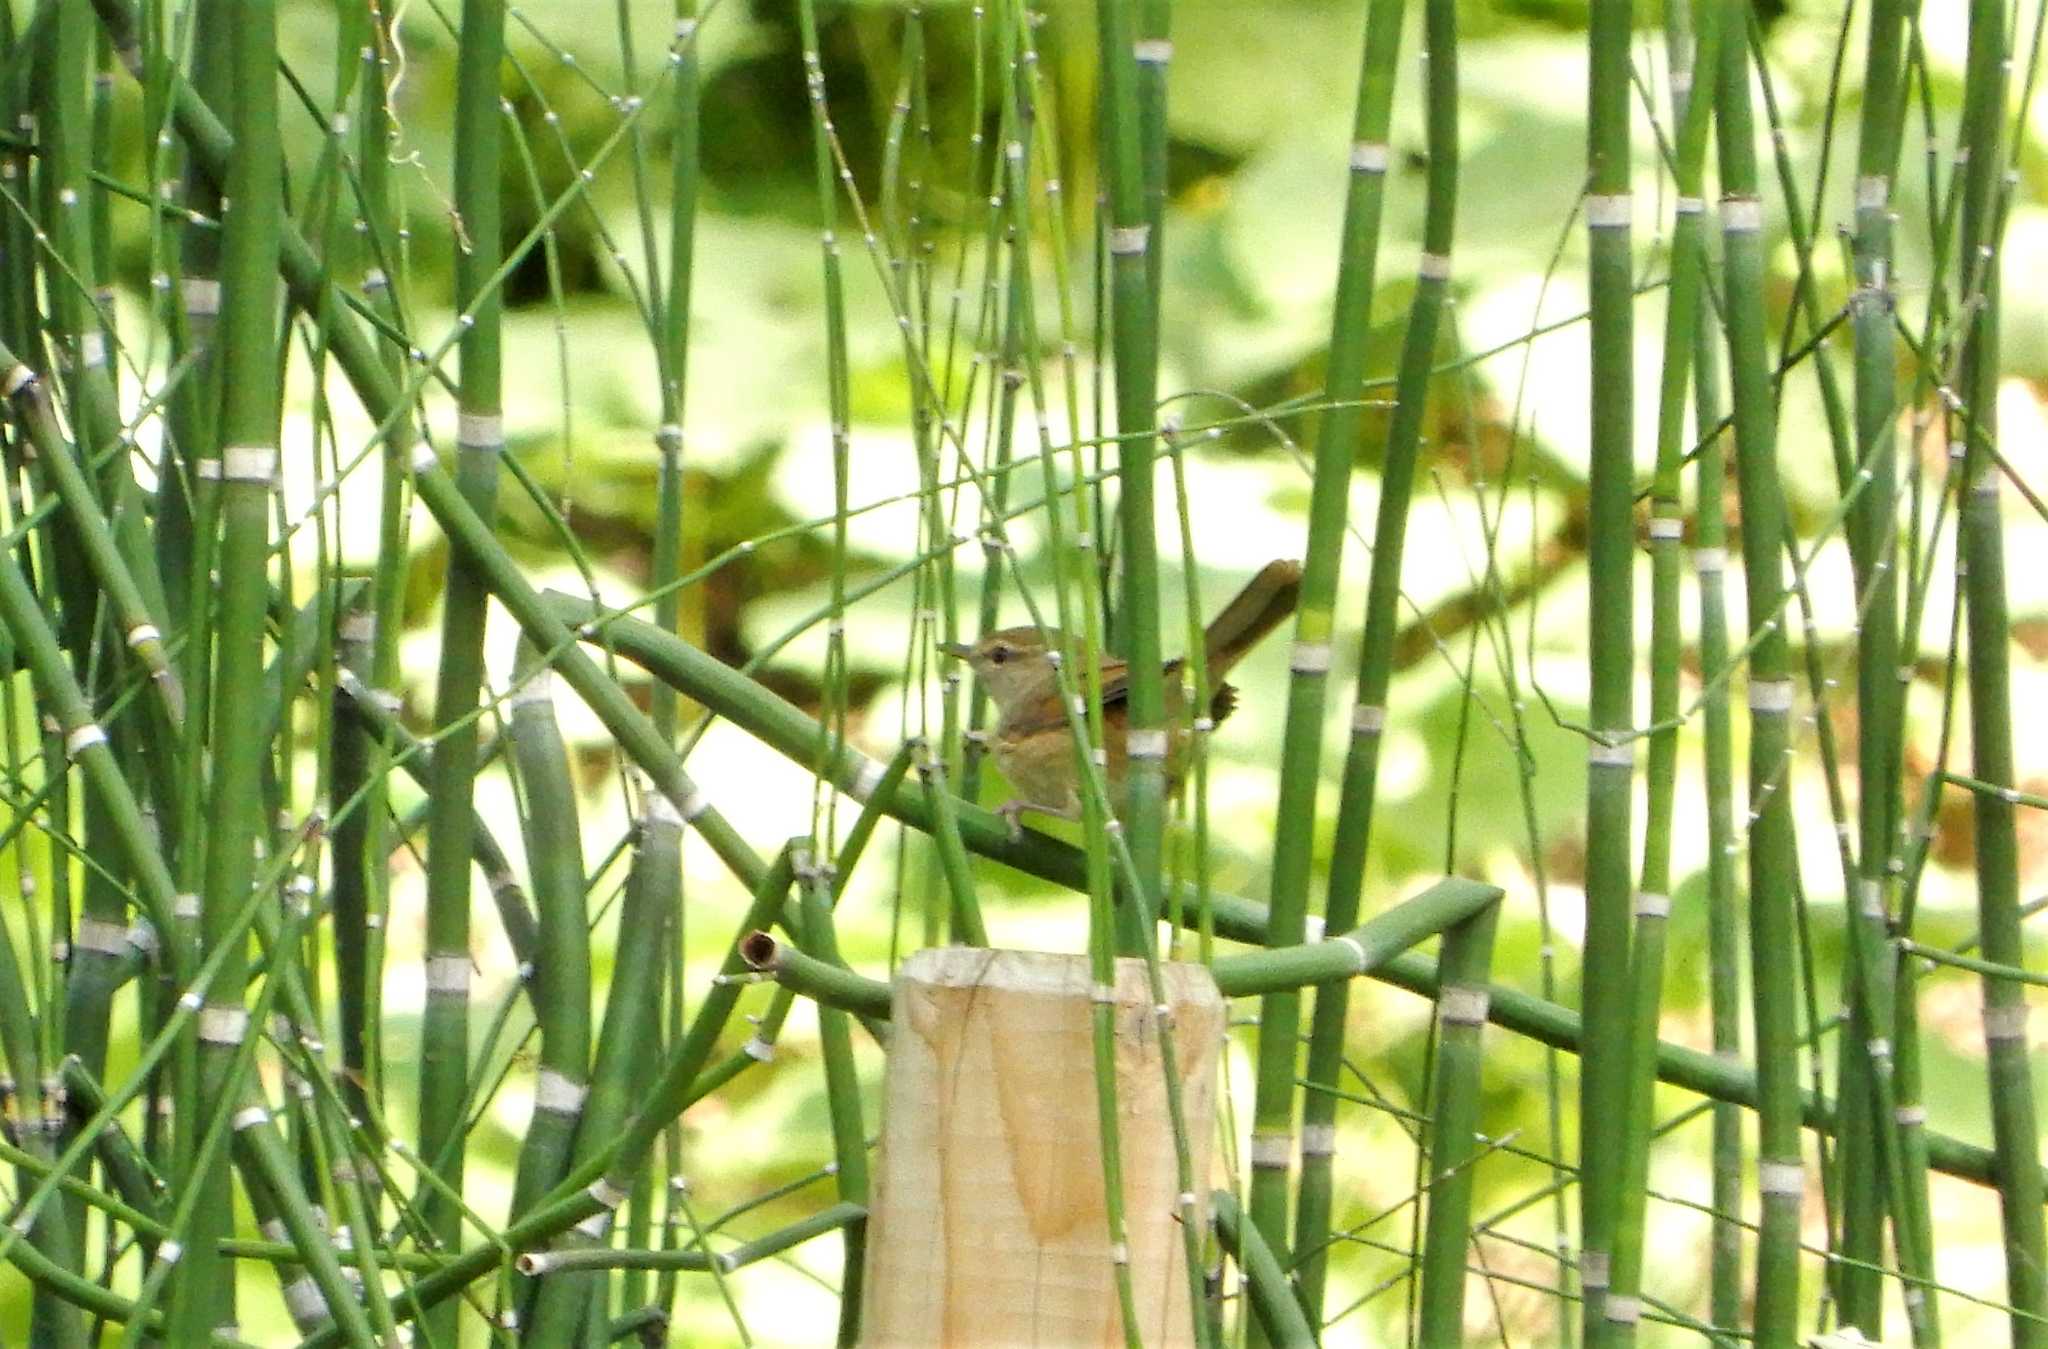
[992,797,1085,842]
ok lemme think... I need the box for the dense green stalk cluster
[0,1,2037,1343]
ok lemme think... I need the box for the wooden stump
[860,947,1226,1347]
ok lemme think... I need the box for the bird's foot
[994,799,1029,843]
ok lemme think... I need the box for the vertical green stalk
[654,0,700,746]
[1714,9,1806,1338]
[415,4,506,1337]
[37,14,118,1326]
[1287,0,1406,1318]
[1414,901,1501,1344]
[1691,238,1745,1338]
[1602,4,1719,1339]
[1280,0,1458,1316]
[506,645,592,1227]
[1579,0,1635,1332]
[797,845,868,1348]
[358,0,413,1123]
[1955,0,2047,1337]
[1842,0,1940,1337]
[167,0,286,1334]
[523,788,684,1340]
[1096,0,1167,942]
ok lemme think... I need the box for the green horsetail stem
[1579,0,1636,1331]
[1690,218,1745,1337]
[1097,0,1167,955]
[505,643,593,1236]
[1604,2,1719,1338]
[1714,8,1807,1334]
[412,6,508,1330]
[1955,0,2048,1337]
[1288,0,1406,1317]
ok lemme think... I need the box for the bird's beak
[939,641,974,661]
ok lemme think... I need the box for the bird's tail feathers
[1201,559,1303,679]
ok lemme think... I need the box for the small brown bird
[944,559,1304,834]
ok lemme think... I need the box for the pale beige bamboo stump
[860,947,1226,1347]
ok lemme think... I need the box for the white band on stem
[1895,1104,1928,1126]
[1581,1250,1610,1288]
[1983,1002,2031,1041]
[508,669,554,709]
[670,784,708,822]
[1603,1296,1642,1326]
[1291,641,1333,673]
[199,1006,249,1044]
[1250,1132,1291,1169]
[1440,985,1490,1026]
[1301,1124,1338,1157]
[65,724,107,758]
[589,1177,629,1210]
[173,893,201,920]
[182,277,222,316]
[0,364,32,398]
[1859,879,1885,919]
[1634,892,1671,919]
[1758,1160,1804,1196]
[1090,982,1118,1005]
[1693,546,1725,573]
[426,956,471,995]
[1585,194,1631,228]
[284,1276,327,1325]
[1856,174,1889,209]
[1748,678,1795,713]
[74,918,129,955]
[1126,729,1169,761]
[1675,195,1705,215]
[1647,516,1683,540]
[126,623,161,649]
[1588,739,1633,768]
[409,440,440,475]
[743,1036,775,1063]
[1350,141,1389,172]
[535,1069,588,1114]
[851,757,886,802]
[1133,38,1173,63]
[1418,252,1452,281]
[79,332,107,369]
[1108,224,1150,255]
[1352,704,1386,735]
[222,445,279,483]
[644,785,685,828]
[457,412,504,449]
[231,1105,270,1132]
[156,1239,183,1266]
[1332,934,1368,973]
[1722,197,1763,232]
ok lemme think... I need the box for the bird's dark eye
[989,644,1009,665]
